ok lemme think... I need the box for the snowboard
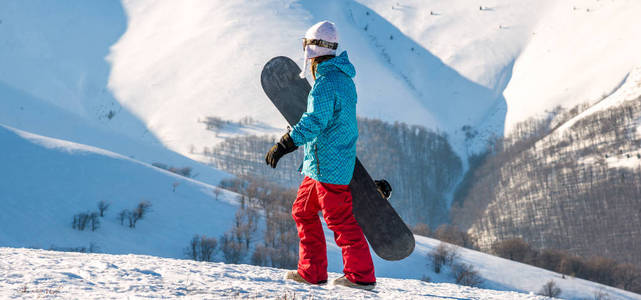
[260,56,415,261]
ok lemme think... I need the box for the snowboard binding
[375,179,392,200]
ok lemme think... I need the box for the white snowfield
[1,126,638,300]
[0,247,547,300]
[0,124,240,259]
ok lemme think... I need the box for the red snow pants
[292,176,376,284]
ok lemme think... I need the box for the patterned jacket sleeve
[290,78,335,146]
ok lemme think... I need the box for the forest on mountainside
[452,97,641,269]
[202,117,462,227]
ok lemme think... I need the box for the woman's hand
[265,132,298,168]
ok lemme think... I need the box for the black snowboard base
[260,56,415,261]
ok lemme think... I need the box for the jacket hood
[316,51,355,78]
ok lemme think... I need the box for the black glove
[265,132,298,168]
[375,179,392,200]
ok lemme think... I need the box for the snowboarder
[265,20,376,290]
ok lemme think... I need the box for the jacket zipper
[314,144,321,178]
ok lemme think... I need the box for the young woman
[265,21,376,290]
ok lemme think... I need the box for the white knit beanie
[300,21,339,78]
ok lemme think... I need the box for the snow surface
[0,247,548,300]
[503,0,641,130]
[0,124,239,259]
[2,125,637,299]
[407,236,640,300]
[0,1,229,187]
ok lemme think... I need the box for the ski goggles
[302,38,338,51]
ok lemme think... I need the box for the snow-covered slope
[1,125,636,299]
[503,0,641,129]
[0,124,237,258]
[377,236,640,300]
[0,247,547,300]
[358,0,641,134]
[2,245,638,300]
[0,1,228,186]
[557,66,641,134]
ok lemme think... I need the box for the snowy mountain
[5,0,634,164]
[106,0,641,158]
[2,0,640,187]
[2,0,641,298]
[2,0,640,169]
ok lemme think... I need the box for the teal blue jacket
[290,51,358,185]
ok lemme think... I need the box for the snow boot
[284,270,327,285]
[332,276,376,291]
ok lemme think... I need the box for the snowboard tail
[261,56,415,261]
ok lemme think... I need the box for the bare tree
[89,212,100,231]
[428,243,458,273]
[233,207,259,250]
[127,211,135,228]
[412,223,431,237]
[118,209,129,226]
[587,257,618,286]
[434,224,476,249]
[97,201,110,217]
[185,235,219,262]
[251,244,269,266]
[213,187,223,200]
[219,176,299,269]
[72,212,90,231]
[130,201,152,228]
[452,263,483,287]
[614,264,641,291]
[220,232,246,264]
[538,280,562,298]
[185,235,199,261]
[491,238,536,263]
[72,211,100,231]
[592,289,611,300]
[199,236,218,262]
